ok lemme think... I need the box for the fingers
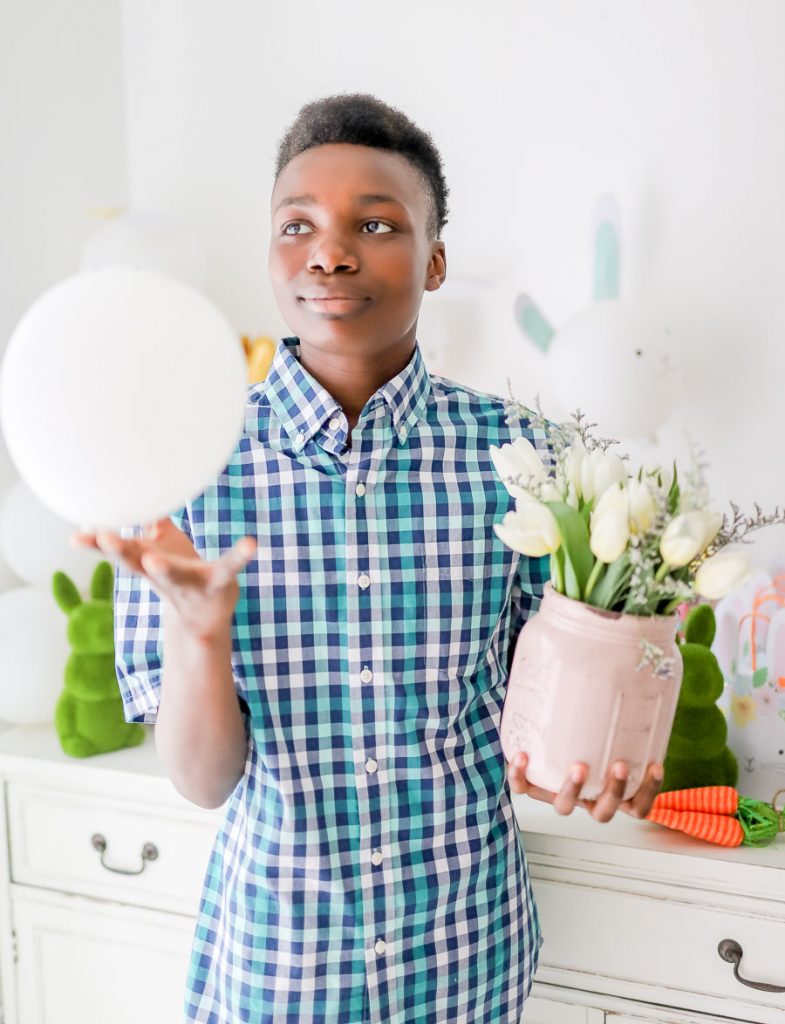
[70,531,100,550]
[509,757,664,824]
[620,762,664,820]
[211,537,257,587]
[506,753,588,813]
[507,752,531,795]
[587,761,629,822]
[552,762,588,816]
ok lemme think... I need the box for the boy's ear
[424,242,446,292]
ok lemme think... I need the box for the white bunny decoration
[515,195,681,443]
[713,572,785,800]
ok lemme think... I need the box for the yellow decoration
[730,693,757,728]
[241,335,276,383]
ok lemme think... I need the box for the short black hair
[274,93,449,240]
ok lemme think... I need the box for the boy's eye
[363,221,393,234]
[281,220,393,236]
[283,222,313,236]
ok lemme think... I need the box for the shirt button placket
[344,420,390,978]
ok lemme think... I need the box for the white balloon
[0,480,103,587]
[0,586,70,724]
[0,267,248,531]
[0,438,23,590]
[0,435,16,496]
[80,211,208,291]
[0,551,22,592]
[548,299,681,441]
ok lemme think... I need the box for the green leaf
[667,461,680,515]
[550,549,566,594]
[752,667,768,688]
[544,501,594,601]
[586,552,631,609]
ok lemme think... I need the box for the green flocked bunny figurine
[661,603,739,792]
[52,561,145,757]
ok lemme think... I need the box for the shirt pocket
[410,544,488,687]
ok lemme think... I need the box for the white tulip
[540,479,564,503]
[490,437,547,499]
[659,512,708,569]
[590,483,630,563]
[493,495,561,557]
[698,510,723,551]
[693,547,752,600]
[562,444,588,504]
[580,448,628,503]
[628,478,657,536]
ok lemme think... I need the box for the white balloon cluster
[0,481,102,724]
[0,263,248,724]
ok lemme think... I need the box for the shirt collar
[255,336,432,448]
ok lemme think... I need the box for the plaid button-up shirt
[114,336,550,1024]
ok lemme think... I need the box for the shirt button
[359,666,373,684]
[357,573,371,590]
[399,426,408,441]
[371,850,383,866]
[329,416,341,430]
[374,939,386,955]
[294,431,305,449]
[355,482,366,497]
[365,758,378,774]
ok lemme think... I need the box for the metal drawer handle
[718,939,785,993]
[91,833,159,875]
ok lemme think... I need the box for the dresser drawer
[533,876,785,1022]
[6,782,220,915]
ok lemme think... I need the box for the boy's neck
[297,338,416,434]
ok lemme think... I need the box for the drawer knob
[91,833,159,876]
[717,939,785,993]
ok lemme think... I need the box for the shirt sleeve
[505,419,557,674]
[113,506,251,738]
[113,520,165,725]
[506,552,550,675]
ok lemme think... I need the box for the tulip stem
[583,558,604,603]
[655,561,671,582]
[661,596,683,616]
[550,552,565,594]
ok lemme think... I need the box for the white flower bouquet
[492,401,785,616]
[493,398,785,800]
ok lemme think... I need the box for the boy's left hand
[506,752,663,822]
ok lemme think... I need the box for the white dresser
[0,722,782,1024]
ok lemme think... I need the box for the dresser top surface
[0,721,782,877]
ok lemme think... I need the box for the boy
[78,94,662,1024]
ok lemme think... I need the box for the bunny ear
[90,560,114,601]
[766,606,785,689]
[513,293,555,352]
[712,595,741,678]
[592,194,621,301]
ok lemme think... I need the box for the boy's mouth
[298,295,371,314]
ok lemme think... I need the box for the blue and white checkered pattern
[114,336,551,1024]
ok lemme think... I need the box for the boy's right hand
[71,519,257,643]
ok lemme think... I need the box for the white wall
[119,0,785,567]
[0,0,126,582]
[3,0,783,568]
[0,0,127,346]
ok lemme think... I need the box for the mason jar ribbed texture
[501,583,683,800]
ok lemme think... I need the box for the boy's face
[268,143,446,359]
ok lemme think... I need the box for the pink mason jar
[501,583,684,801]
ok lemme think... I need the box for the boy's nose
[306,238,359,274]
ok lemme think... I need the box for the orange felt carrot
[646,807,744,847]
[645,786,783,848]
[650,786,738,816]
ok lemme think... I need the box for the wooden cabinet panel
[12,887,194,1024]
